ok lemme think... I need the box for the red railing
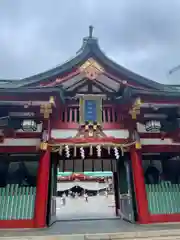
[102,106,118,123]
[61,106,79,123]
[60,106,118,123]
[56,105,120,129]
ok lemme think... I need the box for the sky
[0,0,180,84]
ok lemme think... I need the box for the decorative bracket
[129,98,142,120]
[40,96,55,119]
[75,122,107,138]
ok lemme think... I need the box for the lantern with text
[145,120,161,132]
[21,120,37,132]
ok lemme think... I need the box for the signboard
[9,112,35,117]
[84,100,97,122]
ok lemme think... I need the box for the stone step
[83,230,180,240]
[2,229,180,240]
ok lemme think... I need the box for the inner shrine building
[0,27,180,228]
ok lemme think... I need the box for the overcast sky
[0,0,180,84]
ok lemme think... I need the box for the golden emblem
[79,58,104,80]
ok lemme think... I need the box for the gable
[64,78,117,94]
[0,31,174,93]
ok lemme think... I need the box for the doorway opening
[46,152,135,226]
[56,171,115,221]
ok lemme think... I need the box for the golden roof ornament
[79,58,104,80]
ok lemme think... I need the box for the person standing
[62,193,66,205]
[84,192,88,202]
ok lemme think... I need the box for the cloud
[0,0,180,84]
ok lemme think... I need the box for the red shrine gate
[0,27,180,228]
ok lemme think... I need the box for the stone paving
[1,195,180,239]
[2,229,180,240]
[56,195,116,220]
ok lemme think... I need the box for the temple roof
[0,26,178,93]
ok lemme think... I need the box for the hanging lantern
[145,120,161,132]
[80,147,85,159]
[21,120,37,131]
[96,145,101,157]
[114,147,120,159]
[64,145,70,158]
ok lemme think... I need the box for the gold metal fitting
[135,141,141,149]
[49,96,55,105]
[40,142,48,150]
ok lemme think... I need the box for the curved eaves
[0,35,177,92]
[89,42,175,92]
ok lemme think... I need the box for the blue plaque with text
[84,100,97,122]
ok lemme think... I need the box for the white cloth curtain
[57,182,76,191]
[57,182,109,191]
[78,182,108,190]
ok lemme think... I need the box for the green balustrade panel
[0,184,36,220]
[146,182,180,214]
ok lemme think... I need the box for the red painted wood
[112,107,115,122]
[149,214,180,223]
[142,145,180,153]
[0,93,52,101]
[104,72,149,90]
[1,144,180,154]
[141,98,180,104]
[139,132,180,140]
[50,137,128,144]
[51,121,125,129]
[74,108,77,122]
[103,109,105,122]
[12,132,41,138]
[130,148,149,224]
[0,146,39,153]
[34,151,50,228]
[107,108,110,122]
[69,108,73,122]
[41,69,80,87]
[0,220,35,228]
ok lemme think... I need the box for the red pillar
[130,147,149,223]
[34,150,50,228]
